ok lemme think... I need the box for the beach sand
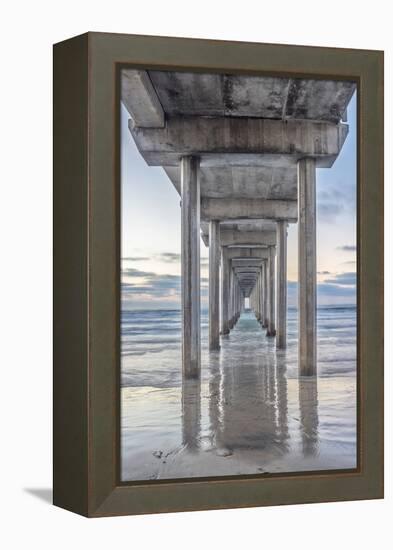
[121,309,357,481]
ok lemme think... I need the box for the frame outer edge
[81,32,384,516]
[53,33,90,517]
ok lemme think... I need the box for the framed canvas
[53,32,384,517]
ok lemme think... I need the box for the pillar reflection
[181,378,201,452]
[206,336,290,456]
[298,377,319,457]
[275,354,289,444]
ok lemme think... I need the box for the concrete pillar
[298,158,317,376]
[209,220,220,350]
[228,269,233,329]
[233,280,237,326]
[259,267,264,325]
[220,248,230,335]
[231,271,235,327]
[267,246,276,337]
[262,260,268,328]
[276,220,288,349]
[181,156,200,378]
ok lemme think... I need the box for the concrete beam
[234,267,261,273]
[219,229,276,247]
[164,164,298,200]
[201,198,297,222]
[232,259,266,267]
[236,273,258,280]
[121,70,165,128]
[147,71,355,123]
[226,248,270,261]
[130,116,349,166]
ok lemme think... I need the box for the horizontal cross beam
[219,229,276,247]
[130,116,349,167]
[201,198,297,222]
[224,247,270,260]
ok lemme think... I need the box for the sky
[121,84,357,310]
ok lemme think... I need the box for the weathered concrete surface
[122,70,165,128]
[276,221,288,349]
[209,220,220,350]
[201,198,297,222]
[201,220,277,247]
[219,220,277,231]
[231,258,266,267]
[214,229,276,247]
[262,260,268,328]
[220,248,230,335]
[298,158,317,376]
[181,156,201,378]
[165,164,297,200]
[225,247,270,260]
[146,71,355,123]
[258,267,264,323]
[130,117,349,167]
[267,246,276,337]
[234,266,262,273]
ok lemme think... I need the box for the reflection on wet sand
[182,378,201,451]
[205,338,290,460]
[298,377,319,457]
[121,310,357,481]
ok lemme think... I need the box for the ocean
[121,306,357,481]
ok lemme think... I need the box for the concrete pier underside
[122,69,354,377]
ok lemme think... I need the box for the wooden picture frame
[53,32,383,517]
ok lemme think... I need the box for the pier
[122,70,355,378]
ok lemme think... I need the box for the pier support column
[298,158,317,376]
[220,248,230,335]
[258,267,263,325]
[209,220,220,350]
[276,220,288,349]
[267,246,276,337]
[262,260,268,328]
[228,269,234,330]
[181,156,200,378]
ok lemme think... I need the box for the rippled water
[121,307,357,481]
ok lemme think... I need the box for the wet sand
[121,309,357,481]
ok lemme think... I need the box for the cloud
[287,277,356,306]
[156,252,180,263]
[336,245,356,252]
[121,256,150,261]
[122,267,157,278]
[317,202,343,222]
[324,272,356,286]
[122,272,181,299]
[155,252,209,266]
[317,283,356,296]
[317,186,355,222]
